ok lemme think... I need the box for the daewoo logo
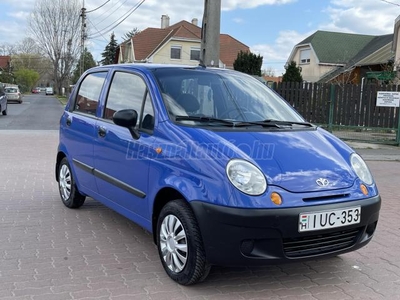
[316,178,329,187]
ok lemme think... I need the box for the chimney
[161,15,170,29]
[191,18,198,26]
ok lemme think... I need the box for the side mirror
[113,109,140,139]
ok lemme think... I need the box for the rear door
[60,71,108,193]
[93,70,156,220]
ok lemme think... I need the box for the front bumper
[190,195,381,266]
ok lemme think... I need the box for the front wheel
[156,200,210,285]
[57,157,85,208]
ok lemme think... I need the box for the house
[116,15,249,69]
[286,31,394,83]
[0,56,11,74]
[391,15,400,80]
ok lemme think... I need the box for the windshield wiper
[233,121,281,128]
[262,119,314,127]
[175,115,235,126]
[174,116,314,129]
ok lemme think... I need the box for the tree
[233,51,263,76]
[100,33,118,65]
[12,53,52,77]
[71,48,97,84]
[14,68,40,92]
[121,28,141,41]
[282,61,303,82]
[28,0,81,94]
[262,67,275,77]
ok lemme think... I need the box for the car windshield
[152,68,304,125]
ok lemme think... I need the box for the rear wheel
[156,200,210,285]
[58,157,85,208]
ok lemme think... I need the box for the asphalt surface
[0,94,399,299]
[0,93,63,130]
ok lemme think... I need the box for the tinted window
[104,72,146,121]
[74,72,107,115]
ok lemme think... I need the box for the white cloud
[222,0,297,10]
[322,0,397,34]
[233,18,245,24]
[252,30,311,75]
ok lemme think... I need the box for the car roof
[86,63,236,74]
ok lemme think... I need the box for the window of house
[300,49,311,64]
[74,72,107,115]
[171,46,182,60]
[190,47,200,61]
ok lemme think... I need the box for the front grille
[303,193,350,202]
[283,228,361,258]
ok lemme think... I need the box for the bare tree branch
[28,0,81,93]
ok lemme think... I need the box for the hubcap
[159,214,188,273]
[59,164,71,201]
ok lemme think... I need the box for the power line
[86,0,111,13]
[92,0,130,26]
[88,0,146,39]
[87,18,109,42]
[380,0,400,6]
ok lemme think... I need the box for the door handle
[98,126,107,137]
[66,117,72,126]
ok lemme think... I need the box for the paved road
[0,94,64,130]
[0,96,399,299]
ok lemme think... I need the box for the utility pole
[200,0,221,67]
[80,0,86,76]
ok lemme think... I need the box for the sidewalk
[345,140,400,161]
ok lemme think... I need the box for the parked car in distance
[5,87,22,103]
[0,85,7,115]
[56,64,381,285]
[45,87,54,95]
[31,87,40,93]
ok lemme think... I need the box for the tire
[57,157,85,208]
[1,105,6,115]
[156,200,210,285]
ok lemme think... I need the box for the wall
[151,40,201,66]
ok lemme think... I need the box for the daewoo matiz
[56,64,381,285]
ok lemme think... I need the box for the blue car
[56,64,381,285]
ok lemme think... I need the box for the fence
[273,82,400,145]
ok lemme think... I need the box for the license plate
[299,206,361,232]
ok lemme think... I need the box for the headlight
[350,153,373,185]
[226,159,267,195]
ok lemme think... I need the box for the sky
[0,0,399,75]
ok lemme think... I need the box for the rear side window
[74,72,107,115]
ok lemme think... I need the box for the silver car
[0,86,7,115]
[5,87,22,103]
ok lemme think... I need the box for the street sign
[376,91,400,107]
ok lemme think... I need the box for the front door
[93,70,156,222]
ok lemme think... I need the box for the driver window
[104,72,146,121]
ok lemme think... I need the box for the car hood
[209,128,356,193]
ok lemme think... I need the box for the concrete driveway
[0,95,399,299]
